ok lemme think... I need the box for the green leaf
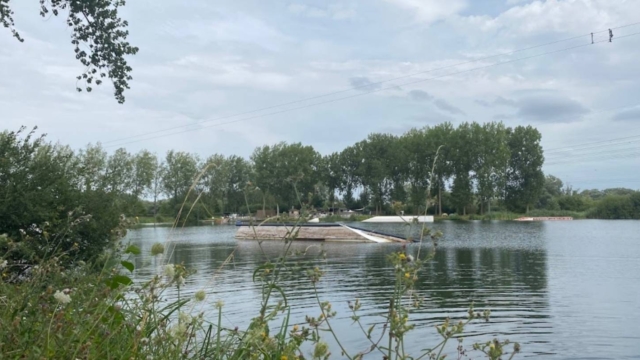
[124,245,140,255]
[269,284,288,308]
[120,260,134,273]
[105,274,133,289]
[252,262,274,282]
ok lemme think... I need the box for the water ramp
[362,215,434,223]
[235,223,407,243]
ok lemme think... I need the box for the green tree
[77,143,107,192]
[505,126,545,213]
[131,150,157,199]
[1,0,138,103]
[0,127,123,267]
[162,150,199,208]
[474,122,510,214]
[226,155,252,213]
[449,123,475,215]
[251,145,277,214]
[320,153,342,209]
[103,148,133,194]
[337,145,362,208]
[357,134,399,214]
[543,175,564,197]
[271,142,321,209]
[202,154,229,214]
[428,123,454,215]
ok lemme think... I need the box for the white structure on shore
[362,215,434,223]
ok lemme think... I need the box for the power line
[105,29,640,148]
[101,22,640,147]
[103,26,621,146]
[545,150,640,166]
[546,139,640,158]
[545,133,640,154]
[540,105,640,148]
[546,144,640,161]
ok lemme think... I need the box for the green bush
[588,195,640,219]
[0,128,125,272]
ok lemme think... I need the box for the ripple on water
[126,221,640,359]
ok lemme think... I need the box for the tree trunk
[480,200,484,215]
[526,204,530,214]
[463,206,466,216]
[438,186,442,215]
[153,194,157,228]
[488,198,491,214]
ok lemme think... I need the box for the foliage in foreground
[1,152,521,359]
[0,128,136,275]
[0,225,520,360]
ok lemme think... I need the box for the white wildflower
[178,311,192,324]
[215,299,224,310]
[0,260,7,270]
[53,290,71,304]
[169,323,187,338]
[176,276,185,286]
[194,290,206,302]
[163,264,175,277]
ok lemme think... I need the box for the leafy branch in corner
[1,0,138,103]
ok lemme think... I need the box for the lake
[125,220,640,359]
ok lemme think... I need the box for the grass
[135,215,173,224]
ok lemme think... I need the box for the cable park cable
[545,136,640,157]
[546,144,640,162]
[102,24,632,146]
[104,28,640,148]
[545,131,640,154]
[545,149,640,166]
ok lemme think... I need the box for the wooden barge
[235,222,408,243]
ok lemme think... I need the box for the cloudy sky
[2,0,640,190]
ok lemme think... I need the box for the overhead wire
[546,144,640,161]
[104,29,640,148]
[545,132,640,154]
[101,23,640,146]
[545,150,640,165]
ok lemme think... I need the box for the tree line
[31,121,546,218]
[2,123,639,264]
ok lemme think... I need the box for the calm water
[125,221,640,359]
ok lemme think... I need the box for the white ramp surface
[362,216,434,223]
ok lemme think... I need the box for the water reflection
[127,223,556,358]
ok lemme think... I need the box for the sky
[2,0,640,190]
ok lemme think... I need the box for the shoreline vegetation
[0,131,523,359]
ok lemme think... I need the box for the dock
[235,222,408,243]
[514,217,573,222]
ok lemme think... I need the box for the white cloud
[2,0,640,188]
[460,0,640,37]
[287,3,356,20]
[384,0,467,24]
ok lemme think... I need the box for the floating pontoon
[235,222,408,243]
